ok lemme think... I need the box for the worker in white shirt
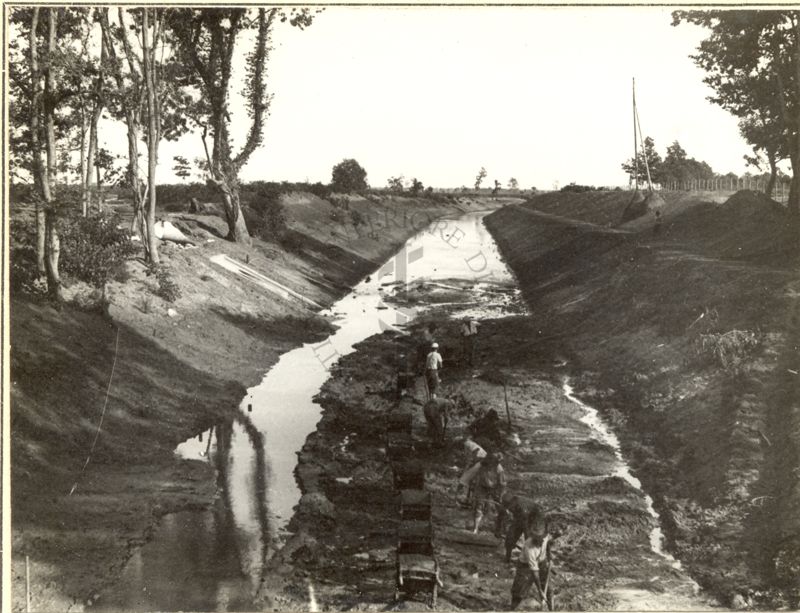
[424,342,443,399]
[460,317,479,366]
[510,508,558,610]
[456,437,488,503]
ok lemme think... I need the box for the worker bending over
[495,494,542,563]
[423,394,452,447]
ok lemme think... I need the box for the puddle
[91,209,520,612]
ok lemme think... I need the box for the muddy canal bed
[90,209,718,611]
[274,313,718,610]
[89,210,522,612]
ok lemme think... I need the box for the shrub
[156,183,212,207]
[694,329,762,373]
[59,210,139,287]
[560,183,597,193]
[9,218,43,294]
[329,195,350,211]
[244,183,288,241]
[146,262,181,302]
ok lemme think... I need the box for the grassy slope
[484,190,800,607]
[9,192,514,610]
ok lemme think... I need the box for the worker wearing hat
[424,342,443,400]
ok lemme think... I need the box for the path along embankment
[483,190,800,608]
[9,193,513,612]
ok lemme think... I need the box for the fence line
[660,178,791,203]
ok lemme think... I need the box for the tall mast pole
[633,78,639,191]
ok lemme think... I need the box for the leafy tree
[331,158,368,192]
[673,10,800,216]
[492,179,501,196]
[100,7,185,263]
[168,8,316,244]
[621,136,662,186]
[659,141,715,185]
[474,167,487,190]
[508,177,519,190]
[18,8,75,299]
[740,112,787,195]
[10,7,101,297]
[409,178,424,195]
[387,175,405,193]
[173,156,192,180]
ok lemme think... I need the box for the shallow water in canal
[91,210,521,612]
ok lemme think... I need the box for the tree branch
[232,8,275,171]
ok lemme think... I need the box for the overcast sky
[109,6,765,189]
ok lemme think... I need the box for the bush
[59,211,139,287]
[244,183,288,242]
[156,183,213,207]
[9,218,43,294]
[694,329,762,373]
[243,180,331,201]
[560,183,598,193]
[146,262,181,302]
[329,195,350,211]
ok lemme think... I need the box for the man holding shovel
[510,509,560,610]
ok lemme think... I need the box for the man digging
[423,393,452,447]
[510,508,562,611]
[495,494,542,563]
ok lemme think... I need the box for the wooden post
[503,380,512,427]
[26,555,31,613]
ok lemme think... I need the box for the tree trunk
[44,8,62,300]
[79,109,88,216]
[44,210,62,300]
[221,185,251,244]
[28,8,47,278]
[766,153,778,198]
[141,8,160,264]
[85,37,105,214]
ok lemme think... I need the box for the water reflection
[94,210,521,612]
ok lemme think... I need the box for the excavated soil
[257,311,716,611]
[484,190,800,609]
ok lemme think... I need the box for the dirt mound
[666,190,798,263]
[723,189,787,216]
[484,199,800,608]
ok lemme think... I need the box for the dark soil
[483,189,800,609]
[258,313,713,610]
[8,193,515,611]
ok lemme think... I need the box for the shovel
[538,563,552,611]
